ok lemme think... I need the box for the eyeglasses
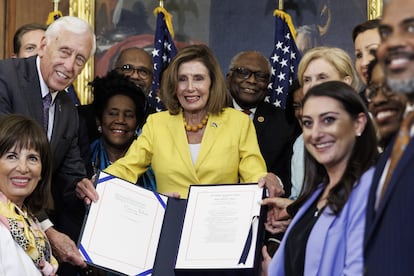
[231,67,270,83]
[116,64,153,80]
[365,82,396,102]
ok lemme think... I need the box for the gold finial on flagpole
[159,0,164,8]
[47,0,62,26]
[278,0,284,10]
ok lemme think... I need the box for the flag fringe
[273,9,296,40]
[46,10,63,26]
[153,7,175,38]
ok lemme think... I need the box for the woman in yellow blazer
[105,45,282,198]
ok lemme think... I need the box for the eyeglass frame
[115,64,153,80]
[230,67,270,83]
[365,82,396,102]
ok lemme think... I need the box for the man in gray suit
[0,16,98,274]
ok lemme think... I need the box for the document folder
[78,172,265,276]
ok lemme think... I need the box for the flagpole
[151,0,177,111]
[269,0,301,109]
[53,0,60,12]
[278,0,283,10]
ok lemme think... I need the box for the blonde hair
[298,46,359,90]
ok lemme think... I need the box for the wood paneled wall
[0,1,6,59]
[0,0,69,59]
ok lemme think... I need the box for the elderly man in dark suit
[226,51,300,196]
[0,16,98,275]
[226,51,300,255]
[364,0,414,275]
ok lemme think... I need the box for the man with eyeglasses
[113,47,154,96]
[113,47,157,116]
[365,58,408,149]
[226,51,300,255]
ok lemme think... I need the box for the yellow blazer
[105,108,267,198]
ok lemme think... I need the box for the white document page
[175,184,263,269]
[79,172,167,275]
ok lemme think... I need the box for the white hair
[45,16,96,57]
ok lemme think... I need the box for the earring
[356,132,361,137]
[98,125,102,133]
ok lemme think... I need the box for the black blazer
[0,56,87,241]
[364,136,414,275]
[252,102,300,197]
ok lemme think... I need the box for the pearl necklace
[183,113,209,132]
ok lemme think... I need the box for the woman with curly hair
[90,70,155,191]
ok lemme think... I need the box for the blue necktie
[43,92,52,130]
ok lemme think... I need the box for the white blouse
[0,223,42,275]
[189,143,201,164]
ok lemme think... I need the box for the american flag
[267,10,301,109]
[149,7,178,112]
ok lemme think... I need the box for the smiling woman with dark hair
[90,70,155,191]
[262,81,379,276]
[0,114,58,275]
[352,19,381,85]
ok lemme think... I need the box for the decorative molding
[69,0,94,104]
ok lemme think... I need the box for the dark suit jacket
[0,56,87,242]
[252,102,300,197]
[364,136,414,275]
[77,104,100,142]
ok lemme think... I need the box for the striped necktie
[242,109,252,115]
[43,92,52,130]
[379,111,414,202]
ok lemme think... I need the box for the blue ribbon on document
[238,216,259,264]
[136,269,152,275]
[154,192,167,209]
[79,244,92,263]
[97,174,115,185]
[135,193,166,276]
